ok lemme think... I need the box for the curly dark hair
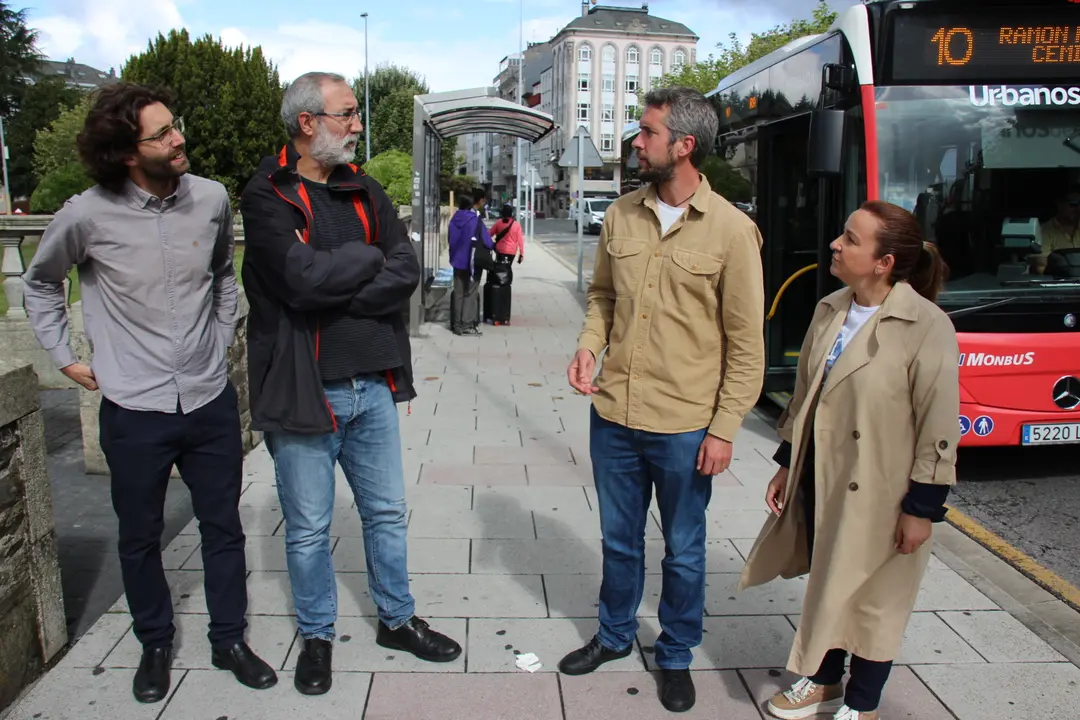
[76,83,176,193]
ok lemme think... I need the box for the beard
[139,147,189,181]
[311,123,359,167]
[637,148,676,184]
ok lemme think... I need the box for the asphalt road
[533,218,1080,594]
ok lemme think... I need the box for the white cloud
[30,0,185,73]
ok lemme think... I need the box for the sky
[20,0,855,93]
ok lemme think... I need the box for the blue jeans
[590,406,712,670]
[265,373,414,640]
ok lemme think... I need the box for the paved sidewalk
[6,241,1080,720]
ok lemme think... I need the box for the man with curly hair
[22,82,277,703]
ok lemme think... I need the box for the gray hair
[644,86,718,168]
[281,71,348,138]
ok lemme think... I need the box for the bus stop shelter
[408,87,555,336]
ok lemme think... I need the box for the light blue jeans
[265,373,414,640]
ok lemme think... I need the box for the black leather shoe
[294,638,333,695]
[211,641,278,690]
[376,616,462,662]
[133,647,172,703]
[660,669,696,713]
[557,637,633,675]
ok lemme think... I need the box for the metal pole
[362,12,371,163]
[0,116,10,215]
[576,128,585,292]
[516,0,524,222]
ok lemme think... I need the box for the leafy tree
[364,149,412,206]
[650,1,838,95]
[352,63,456,179]
[6,76,85,197]
[30,96,93,212]
[122,29,286,198]
[701,156,752,203]
[0,2,43,117]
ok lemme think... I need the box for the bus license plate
[1021,422,1080,446]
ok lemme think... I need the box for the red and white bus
[667,0,1080,448]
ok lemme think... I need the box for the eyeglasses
[138,116,185,144]
[313,110,363,124]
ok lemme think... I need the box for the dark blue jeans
[590,406,712,669]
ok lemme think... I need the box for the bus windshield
[874,84,1080,298]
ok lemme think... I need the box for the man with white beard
[239,71,461,697]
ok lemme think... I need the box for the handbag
[472,216,496,272]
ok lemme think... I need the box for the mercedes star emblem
[1066,313,1077,329]
[1052,376,1080,410]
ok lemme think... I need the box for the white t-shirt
[656,197,686,235]
[824,299,880,376]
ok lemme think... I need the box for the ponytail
[909,241,948,302]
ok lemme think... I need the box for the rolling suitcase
[483,281,512,325]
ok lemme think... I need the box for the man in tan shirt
[557,87,765,713]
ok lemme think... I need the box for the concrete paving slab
[56,612,132,669]
[560,670,762,720]
[476,443,573,465]
[707,509,771,539]
[333,537,471,574]
[161,535,200,570]
[526,463,594,486]
[466,618,645,673]
[158,668,371,719]
[535,506,664,540]
[182,534,292,572]
[473,486,591,513]
[742,665,955,719]
[3,667,169,720]
[281,616,467,673]
[938,609,1068,662]
[471,538,603,575]
[638,616,796,670]
[409,573,548,618]
[404,484,473,512]
[364,672,563,720]
[178,506,284,537]
[106,569,208,615]
[544,573,663,619]
[102,613,296,671]
[915,567,1001,611]
[915,662,1080,719]
[419,462,528,486]
[407,506,536,539]
[705,573,807,616]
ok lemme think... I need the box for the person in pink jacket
[489,203,525,264]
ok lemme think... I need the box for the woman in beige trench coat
[738,201,961,720]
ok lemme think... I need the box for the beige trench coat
[737,281,960,676]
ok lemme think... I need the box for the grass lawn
[0,242,246,316]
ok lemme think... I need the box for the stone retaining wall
[0,360,65,712]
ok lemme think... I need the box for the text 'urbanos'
[969,85,1080,106]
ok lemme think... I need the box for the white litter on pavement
[514,652,543,673]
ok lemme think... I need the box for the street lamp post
[361,12,371,163]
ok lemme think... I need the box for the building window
[625,104,637,124]
[673,49,687,70]
[602,45,616,63]
[626,47,639,65]
[650,48,663,68]
[603,73,615,92]
[625,76,638,93]
[577,103,590,122]
[601,133,614,153]
[602,104,614,122]
[578,73,590,91]
[579,45,592,62]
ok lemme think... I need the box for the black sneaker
[376,616,462,662]
[294,638,333,695]
[660,669,696,713]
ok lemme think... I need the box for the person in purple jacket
[448,192,494,335]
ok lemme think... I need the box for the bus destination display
[890,11,1080,81]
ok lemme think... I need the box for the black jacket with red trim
[239,142,419,435]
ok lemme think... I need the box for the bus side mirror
[808,109,846,177]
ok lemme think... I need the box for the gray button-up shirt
[23,175,238,414]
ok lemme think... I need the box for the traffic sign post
[558,126,604,292]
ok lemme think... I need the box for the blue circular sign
[973,415,994,437]
[959,415,971,436]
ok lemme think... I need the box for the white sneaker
[766,677,844,719]
[833,705,879,720]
